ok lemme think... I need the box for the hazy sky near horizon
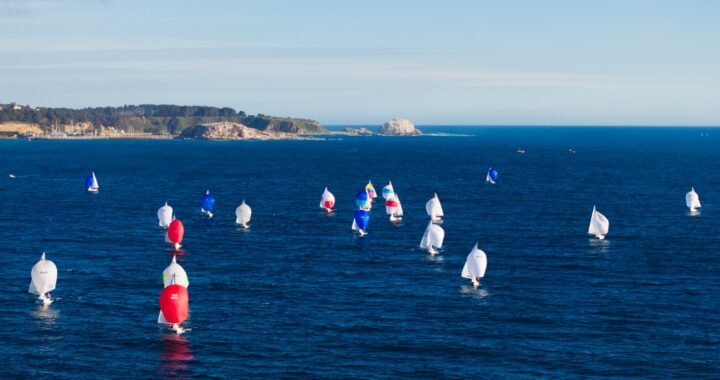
[1,0,719,125]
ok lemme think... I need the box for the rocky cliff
[378,118,422,136]
[179,122,299,140]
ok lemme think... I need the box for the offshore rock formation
[179,122,299,140]
[344,127,376,136]
[378,118,422,136]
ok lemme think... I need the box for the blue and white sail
[85,172,99,193]
[200,190,215,218]
[352,209,370,236]
[355,190,371,211]
[486,167,498,184]
[381,181,395,200]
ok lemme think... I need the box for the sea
[0,127,718,379]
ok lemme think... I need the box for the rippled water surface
[1,127,719,378]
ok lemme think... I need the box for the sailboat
[686,187,701,212]
[385,194,403,222]
[85,172,99,193]
[158,280,189,334]
[588,206,609,240]
[355,190,371,211]
[486,167,498,184]
[425,193,444,223]
[352,209,370,237]
[200,190,215,218]
[235,200,252,229]
[461,243,487,287]
[381,181,395,200]
[319,187,336,212]
[163,255,189,288]
[157,202,173,228]
[419,221,445,255]
[167,218,185,250]
[366,180,377,200]
[29,253,57,305]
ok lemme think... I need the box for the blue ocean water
[1,127,719,378]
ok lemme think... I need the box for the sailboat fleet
[20,169,707,332]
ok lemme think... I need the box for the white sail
[90,172,99,190]
[351,218,359,231]
[419,222,445,250]
[158,310,169,324]
[588,206,610,239]
[162,255,189,288]
[235,200,252,225]
[425,193,444,220]
[686,187,701,211]
[319,187,336,209]
[461,243,487,279]
[381,181,395,200]
[395,193,404,217]
[29,253,57,298]
[157,202,173,228]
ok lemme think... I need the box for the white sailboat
[686,187,701,212]
[235,200,252,229]
[29,253,58,305]
[163,255,189,288]
[588,206,609,240]
[157,202,173,228]
[385,194,404,222]
[86,172,99,193]
[319,187,336,212]
[425,193,444,223]
[419,221,445,255]
[461,243,487,287]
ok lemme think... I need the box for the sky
[1,0,719,125]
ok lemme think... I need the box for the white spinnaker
[461,244,487,279]
[29,253,57,297]
[235,201,252,225]
[419,222,445,249]
[588,206,610,237]
[157,202,173,228]
[686,187,701,210]
[425,193,444,219]
[319,187,336,208]
[163,255,189,288]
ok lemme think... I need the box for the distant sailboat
[85,172,99,193]
[162,255,189,288]
[588,206,609,240]
[366,180,377,200]
[385,194,403,222]
[352,209,370,236]
[381,181,395,200]
[461,243,487,287]
[235,200,252,229]
[158,280,189,334]
[686,187,701,212]
[486,167,498,184]
[200,190,215,218]
[9,173,16,178]
[167,218,185,250]
[157,202,173,228]
[319,187,336,212]
[425,193,444,223]
[29,253,57,306]
[355,190,371,211]
[419,222,445,255]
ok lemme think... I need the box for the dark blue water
[1,127,719,378]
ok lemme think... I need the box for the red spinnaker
[160,284,189,324]
[167,219,184,244]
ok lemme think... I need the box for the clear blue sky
[2,0,719,125]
